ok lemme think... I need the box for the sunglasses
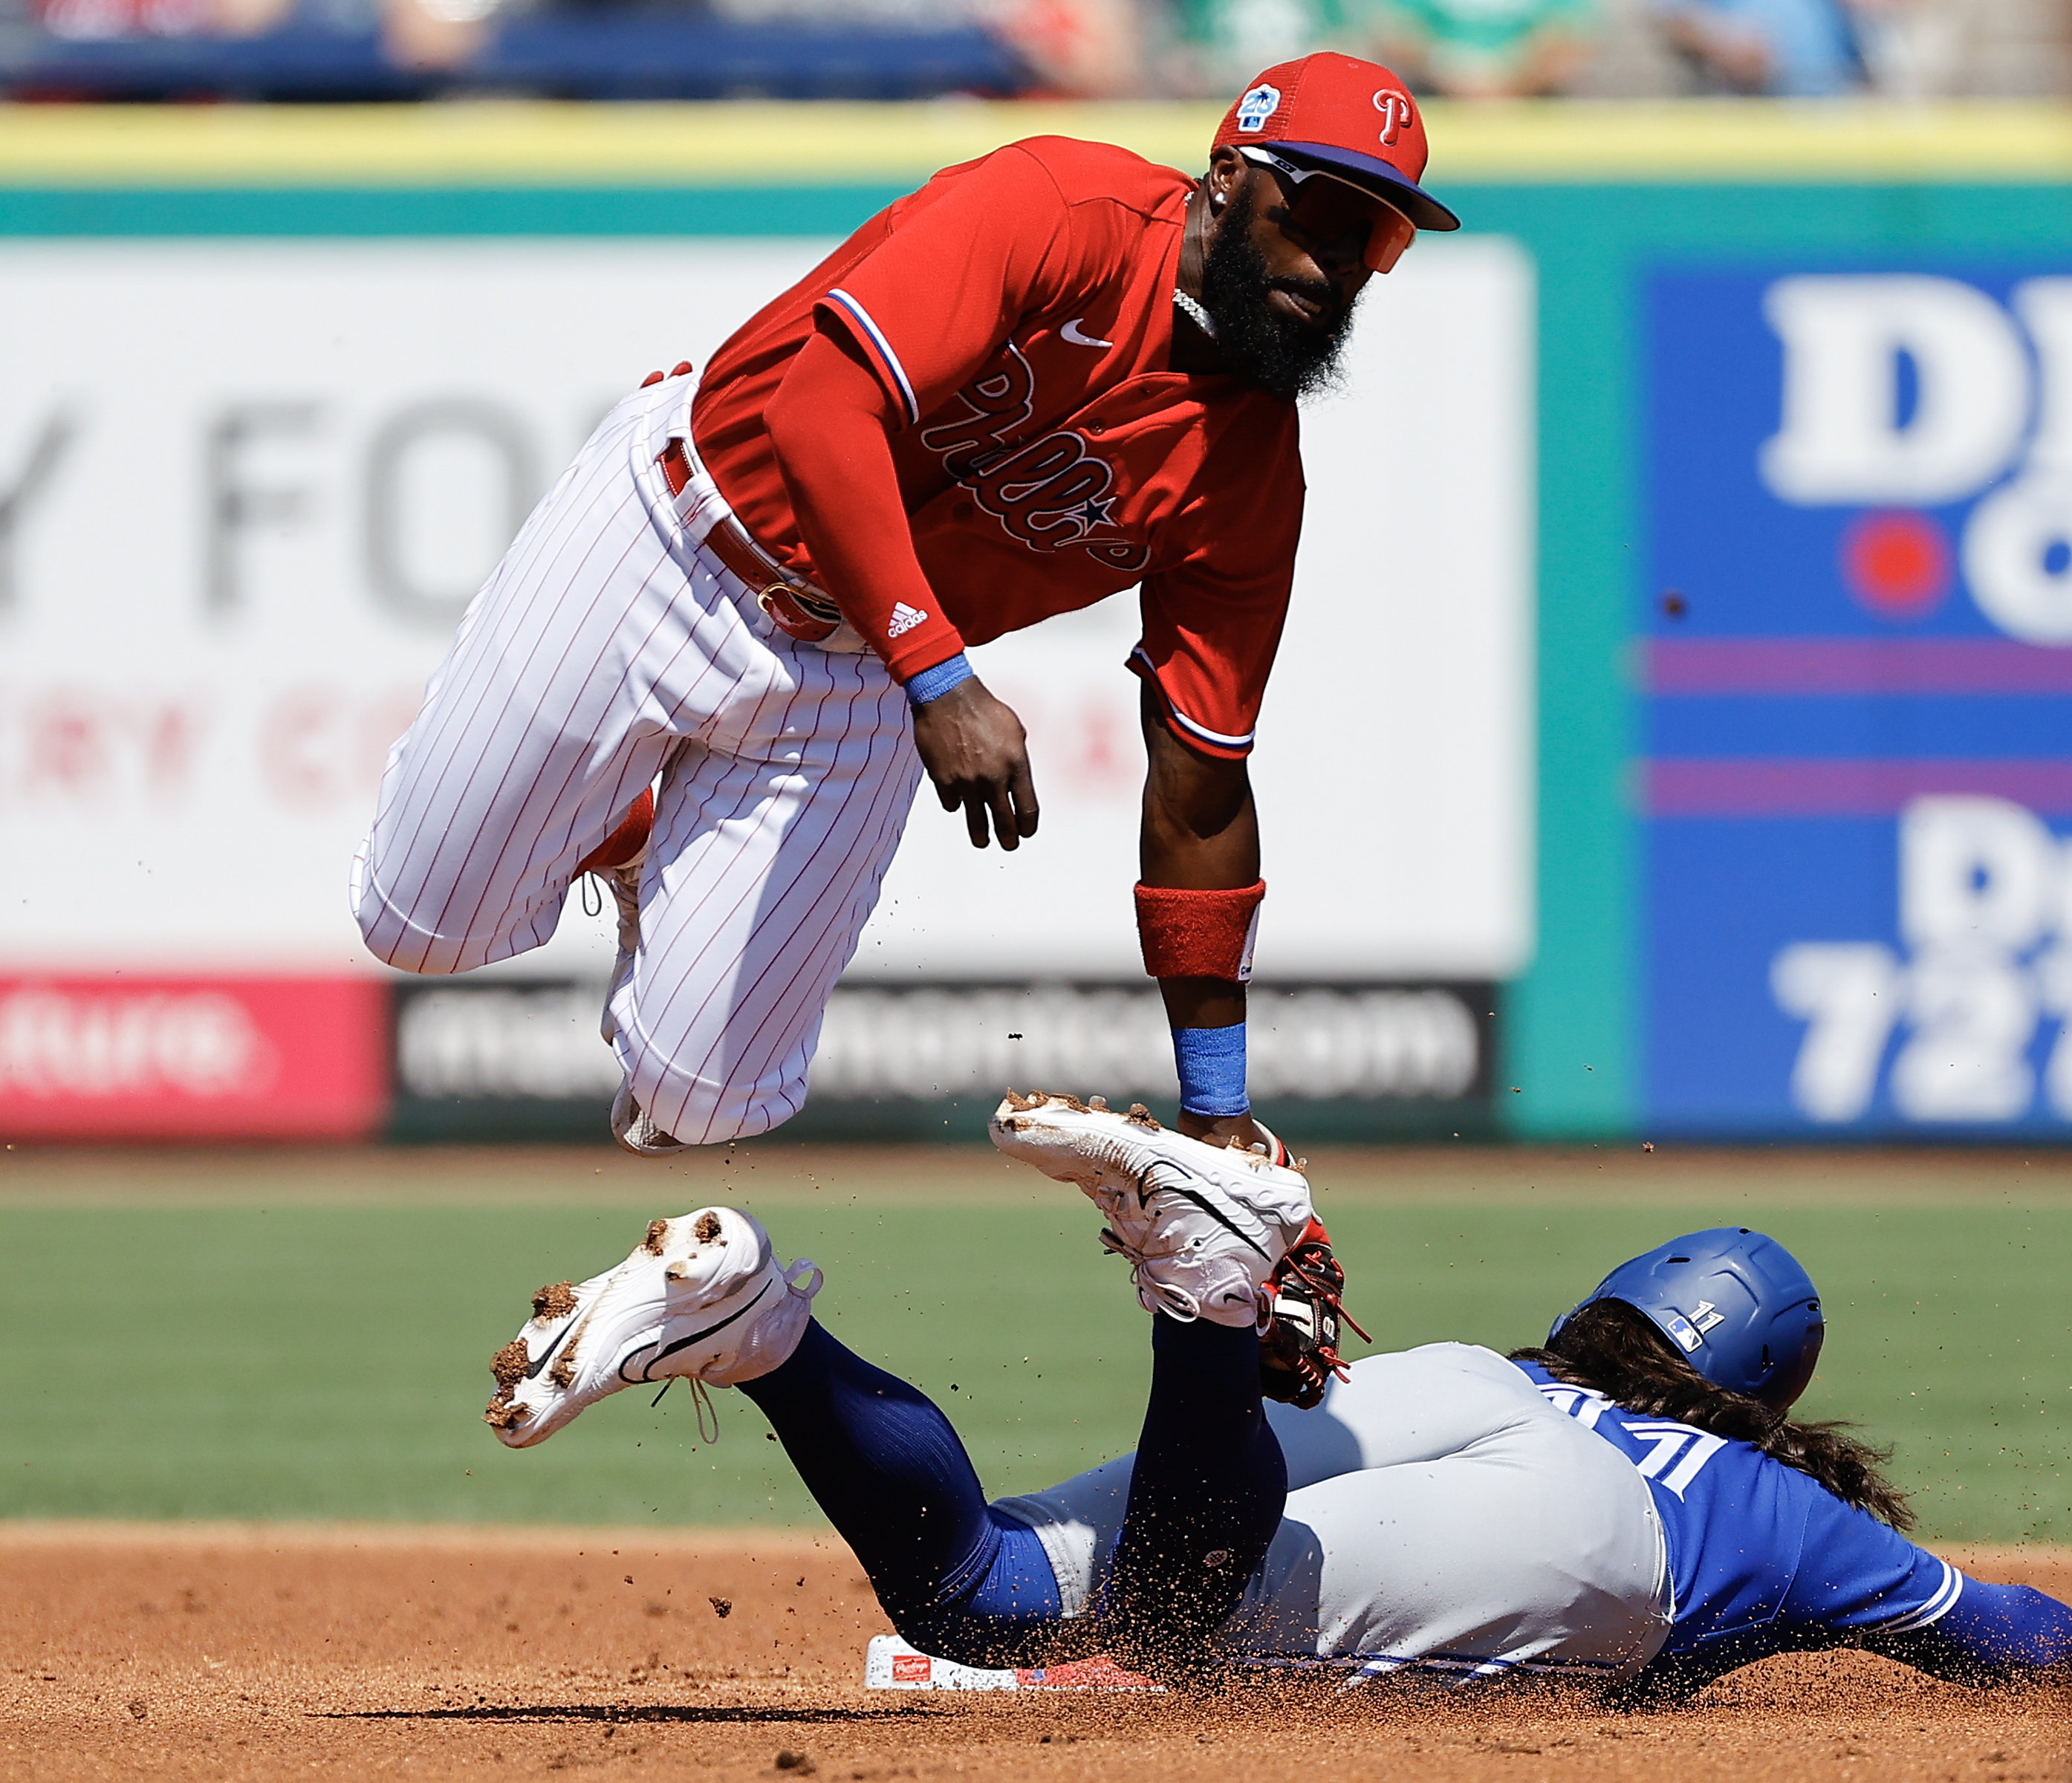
[1237,146,1417,275]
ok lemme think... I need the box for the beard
[1198,178,1360,403]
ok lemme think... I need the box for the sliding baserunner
[480,1099,2072,1692]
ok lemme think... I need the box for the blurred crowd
[3,0,2065,103]
[1017,0,2071,97]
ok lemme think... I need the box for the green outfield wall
[4,102,2071,1144]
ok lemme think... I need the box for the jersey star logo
[887,602,929,638]
[1068,494,1118,531]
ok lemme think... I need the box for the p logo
[1373,89,1415,146]
[1236,82,1281,131]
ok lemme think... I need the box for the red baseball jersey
[692,136,1305,759]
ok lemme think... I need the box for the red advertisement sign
[0,976,389,1141]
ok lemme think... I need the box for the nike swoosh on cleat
[620,1279,774,1383]
[1134,1163,1273,1259]
[1060,318,1113,349]
[525,1311,585,1381]
[1164,1186,1273,1259]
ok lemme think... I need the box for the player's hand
[910,676,1040,851]
[1177,1110,1268,1152]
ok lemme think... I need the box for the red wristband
[1134,880,1265,983]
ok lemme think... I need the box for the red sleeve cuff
[883,613,969,682]
[1126,647,1256,761]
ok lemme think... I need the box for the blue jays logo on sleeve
[1618,1422,1730,1499]
[1537,1383,1728,1498]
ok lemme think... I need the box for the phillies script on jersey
[692,136,1306,760]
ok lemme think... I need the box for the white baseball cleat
[987,1091,1313,1327]
[484,1206,820,1448]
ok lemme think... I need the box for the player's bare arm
[1124,131,1416,1155]
[1138,685,1263,1149]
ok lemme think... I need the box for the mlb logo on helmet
[1212,51,1462,235]
[1660,1312,1705,1352]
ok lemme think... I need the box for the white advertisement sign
[0,236,1531,984]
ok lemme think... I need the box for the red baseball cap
[1212,53,1461,233]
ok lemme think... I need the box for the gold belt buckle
[756,582,839,643]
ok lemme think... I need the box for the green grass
[3,1191,2066,1542]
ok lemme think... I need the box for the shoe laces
[1099,1226,1218,1322]
[1097,1224,1146,1264]
[582,863,642,938]
[646,1258,821,1446]
[1098,1225,1157,1306]
[651,1374,723,1445]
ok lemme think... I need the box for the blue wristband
[1174,1024,1249,1118]
[904,652,974,708]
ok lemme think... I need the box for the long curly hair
[1511,1298,1914,1532]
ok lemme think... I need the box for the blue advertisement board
[1646,266,2072,1134]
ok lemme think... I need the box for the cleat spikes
[490,1339,530,1392]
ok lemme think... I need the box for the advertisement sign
[389,975,1498,1140]
[0,975,387,1139]
[1646,267,2072,1132]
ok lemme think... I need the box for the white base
[862,1634,1161,1692]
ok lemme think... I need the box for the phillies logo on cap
[1235,82,1281,131]
[1209,52,1463,236]
[1373,89,1415,146]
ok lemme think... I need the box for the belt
[658,438,846,644]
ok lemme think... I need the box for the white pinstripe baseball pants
[353,377,923,1143]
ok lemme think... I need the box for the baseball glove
[1259,1217,1371,1410]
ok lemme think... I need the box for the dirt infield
[4,1526,2065,1782]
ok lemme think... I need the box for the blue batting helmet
[1550,1227,1825,1410]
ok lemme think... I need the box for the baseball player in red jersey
[353,52,1461,1156]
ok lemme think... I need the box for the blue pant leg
[735,1320,1062,1666]
[1102,1316,1287,1670]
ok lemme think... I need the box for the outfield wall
[0,102,2068,1143]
